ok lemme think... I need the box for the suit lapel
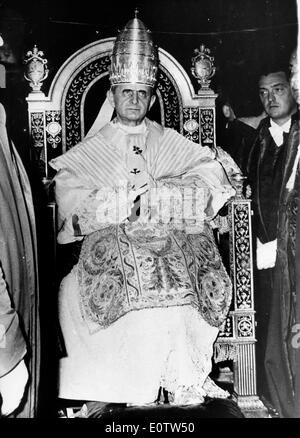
[256,121,272,240]
[280,121,300,198]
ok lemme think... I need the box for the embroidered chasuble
[51,119,233,331]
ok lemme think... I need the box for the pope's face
[108,84,156,126]
[259,71,297,125]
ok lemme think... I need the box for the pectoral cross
[130,168,141,175]
[133,145,143,155]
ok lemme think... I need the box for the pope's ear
[107,89,115,108]
[149,94,156,109]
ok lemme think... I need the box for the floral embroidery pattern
[77,223,232,332]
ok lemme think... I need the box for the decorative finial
[231,173,247,198]
[24,44,48,93]
[191,44,216,93]
[134,7,139,18]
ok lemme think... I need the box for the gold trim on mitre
[109,11,158,87]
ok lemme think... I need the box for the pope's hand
[0,360,28,416]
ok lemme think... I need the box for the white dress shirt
[268,118,291,146]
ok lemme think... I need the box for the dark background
[0,0,298,159]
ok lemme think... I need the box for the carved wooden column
[228,176,267,413]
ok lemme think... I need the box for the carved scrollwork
[156,69,181,132]
[237,315,254,338]
[64,56,111,149]
[183,107,199,142]
[30,112,47,178]
[200,109,214,146]
[46,110,62,150]
[31,112,44,148]
[218,313,234,338]
[231,202,253,310]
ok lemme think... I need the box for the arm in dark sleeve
[222,119,256,175]
[233,120,257,175]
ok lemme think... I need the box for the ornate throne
[24,38,264,414]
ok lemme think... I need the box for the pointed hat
[109,10,158,87]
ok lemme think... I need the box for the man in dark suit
[216,93,264,175]
[246,65,298,406]
[263,48,300,418]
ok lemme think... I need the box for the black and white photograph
[0,0,299,425]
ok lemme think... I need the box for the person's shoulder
[158,124,190,143]
[49,130,107,171]
[74,130,108,152]
[233,118,256,135]
[289,110,300,141]
[248,117,270,151]
[145,118,164,136]
[291,109,300,123]
[256,115,270,130]
[145,118,196,141]
[238,112,267,130]
[68,130,109,155]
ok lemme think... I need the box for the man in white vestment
[50,13,235,412]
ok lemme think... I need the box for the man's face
[107,84,156,126]
[290,49,299,104]
[259,71,297,125]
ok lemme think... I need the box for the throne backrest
[26,38,217,181]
